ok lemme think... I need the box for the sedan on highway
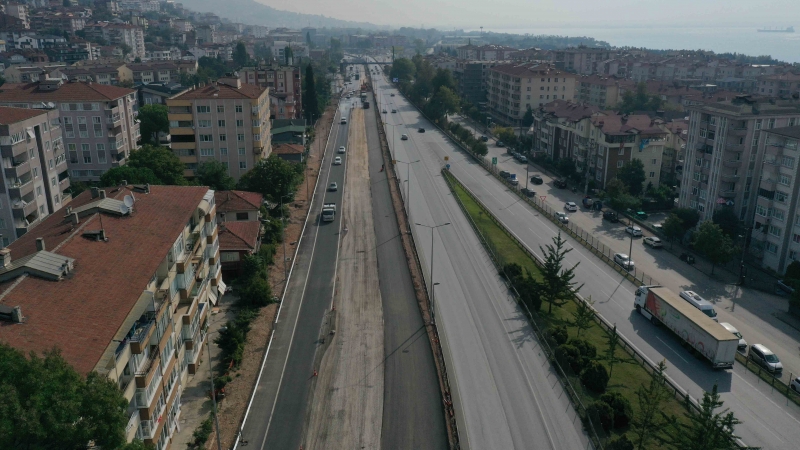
[392,109,397,113]
[390,93,395,97]
[529,175,544,185]
[564,202,578,212]
[613,253,635,271]
[643,236,663,248]
[625,225,643,237]
[338,146,346,154]
[401,134,408,140]
[418,128,426,133]
[382,109,387,113]
[328,182,338,191]
[333,157,342,165]
[555,212,569,224]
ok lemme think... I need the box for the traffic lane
[447,151,800,449]
[264,102,350,450]
[363,93,448,450]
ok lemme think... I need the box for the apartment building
[0,77,140,182]
[127,62,183,85]
[4,3,29,29]
[678,95,800,223]
[590,114,668,189]
[530,100,601,162]
[453,60,506,106]
[660,119,689,186]
[2,63,66,83]
[756,73,800,99]
[239,65,301,120]
[486,63,577,126]
[167,75,271,180]
[0,184,222,450]
[456,44,518,61]
[85,22,145,59]
[0,106,70,243]
[61,63,131,85]
[749,126,800,272]
[30,11,86,34]
[553,47,612,75]
[576,75,635,108]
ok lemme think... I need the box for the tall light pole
[416,222,450,323]
[280,192,294,282]
[395,159,419,216]
[385,123,399,158]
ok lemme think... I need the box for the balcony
[719,190,737,198]
[3,157,31,178]
[722,159,741,168]
[129,316,155,354]
[134,351,161,387]
[726,143,744,152]
[11,196,37,218]
[730,126,748,136]
[7,172,34,196]
[720,173,740,183]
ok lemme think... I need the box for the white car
[614,253,634,271]
[328,182,338,191]
[338,146,346,154]
[333,156,342,165]
[564,202,578,212]
[643,236,663,248]
[791,376,800,393]
[625,225,643,237]
[555,212,569,224]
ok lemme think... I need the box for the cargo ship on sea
[758,26,794,32]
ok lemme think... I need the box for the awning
[218,279,227,295]
[208,289,218,306]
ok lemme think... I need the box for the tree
[631,360,671,450]
[237,154,302,203]
[618,82,664,113]
[662,213,684,248]
[431,68,456,95]
[137,104,168,145]
[712,207,742,238]
[673,207,701,230]
[617,159,646,196]
[414,38,426,54]
[605,178,628,200]
[539,232,583,314]
[571,296,595,337]
[128,144,187,185]
[303,64,319,123]
[521,106,534,128]
[390,58,416,82]
[493,126,517,147]
[0,343,150,449]
[233,41,249,67]
[693,221,737,274]
[424,86,460,121]
[120,43,132,58]
[100,166,160,186]
[665,384,742,450]
[605,324,626,378]
[196,161,235,191]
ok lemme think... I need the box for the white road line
[733,371,800,427]
[655,336,689,363]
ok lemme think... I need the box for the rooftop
[0,80,134,102]
[0,106,48,124]
[0,185,209,375]
[766,125,800,140]
[215,190,263,212]
[219,221,260,252]
[540,99,602,122]
[272,143,304,155]
[171,80,266,100]
[490,62,569,77]
[592,114,667,136]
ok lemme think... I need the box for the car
[555,212,569,224]
[791,376,800,393]
[391,93,395,97]
[391,109,397,113]
[719,322,748,351]
[328,182,338,191]
[518,156,528,163]
[564,202,578,212]
[333,157,342,165]
[508,174,519,186]
[625,225,643,237]
[679,290,718,321]
[613,253,635,271]
[521,188,536,198]
[382,109,387,113]
[401,134,408,140]
[499,170,511,179]
[553,179,568,189]
[748,344,783,374]
[635,211,649,220]
[496,141,505,147]
[529,174,544,185]
[643,236,663,248]
[603,210,619,222]
[480,136,489,142]
[418,127,426,133]
[341,118,347,124]
[338,146,346,154]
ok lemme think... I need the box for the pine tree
[303,64,318,123]
[539,232,583,314]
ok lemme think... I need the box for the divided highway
[371,64,800,449]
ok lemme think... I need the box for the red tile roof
[0,80,134,102]
[0,106,47,124]
[172,82,266,100]
[0,185,209,375]
[490,62,569,77]
[592,114,666,136]
[272,143,304,154]
[541,99,603,122]
[215,190,263,213]
[219,221,260,252]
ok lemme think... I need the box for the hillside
[179,0,383,30]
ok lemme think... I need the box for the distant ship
[758,26,794,33]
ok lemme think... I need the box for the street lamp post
[395,159,419,216]
[416,222,451,323]
[385,123,398,158]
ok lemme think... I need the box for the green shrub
[214,375,233,389]
[239,277,272,308]
[568,338,597,368]
[605,435,634,450]
[600,391,633,429]
[586,400,613,431]
[555,344,582,373]
[191,416,214,448]
[550,324,568,346]
[581,360,609,393]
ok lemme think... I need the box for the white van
[719,322,747,351]
[679,290,718,322]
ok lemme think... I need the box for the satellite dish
[123,195,134,207]
[119,204,129,215]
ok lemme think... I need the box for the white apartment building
[486,63,577,126]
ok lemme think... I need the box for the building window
[793,233,800,243]
[198,120,211,127]
[220,147,228,155]
[766,242,778,254]
[235,105,243,113]
[36,186,43,197]
[774,209,786,221]
[699,128,707,138]
[756,204,768,217]
[197,105,211,113]
[83,151,91,164]
[218,120,226,127]
[652,158,657,164]
[51,177,57,187]
[237,134,245,141]
[253,134,261,141]
[236,212,248,220]
[239,161,247,169]
[236,119,244,127]
[219,134,227,141]
[200,134,213,142]
[776,191,788,203]
[617,160,624,168]
[200,148,214,157]
[217,105,225,113]
[238,147,245,155]
[649,171,655,177]
[780,174,792,185]
[782,156,795,168]
[618,147,625,155]
[769,225,782,237]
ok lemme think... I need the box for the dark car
[496,141,505,147]
[499,170,511,179]
[529,174,544,185]
[480,135,489,142]
[603,210,619,223]
[554,179,568,189]
[521,188,536,198]
[418,127,426,133]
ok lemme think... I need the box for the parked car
[521,188,536,198]
[719,322,748,351]
[564,202,578,212]
[635,211,649,220]
[391,109,397,113]
[625,225,643,237]
[748,344,783,374]
[554,179,567,188]
[508,175,519,186]
[401,134,409,140]
[333,157,342,165]
[643,236,663,248]
[418,127,426,133]
[603,210,619,222]
[328,182,338,191]
[338,146,346,154]
[555,212,569,224]
[791,376,800,393]
[499,170,511,179]
[391,93,395,97]
[530,175,544,185]
[679,290,718,322]
[614,253,635,271]
[382,109,387,113]
[480,135,489,142]
[518,156,528,163]
[496,141,505,147]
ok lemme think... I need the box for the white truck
[322,203,336,222]
[634,285,738,369]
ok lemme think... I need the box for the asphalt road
[372,64,590,450]
[373,79,800,448]
[363,91,449,450]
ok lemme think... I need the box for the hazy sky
[257,0,800,30]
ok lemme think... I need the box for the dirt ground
[203,102,338,450]
[302,106,385,449]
